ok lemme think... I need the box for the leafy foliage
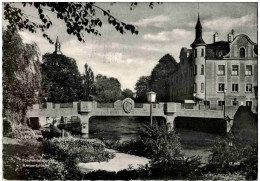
[3,118,14,138]
[202,172,245,180]
[3,30,41,124]
[150,54,177,101]
[206,134,257,180]
[45,137,114,163]
[42,53,84,103]
[82,64,94,101]
[103,123,202,179]
[121,88,134,99]
[135,76,151,102]
[3,155,68,180]
[3,2,160,43]
[45,137,115,179]
[13,125,36,140]
[92,74,122,102]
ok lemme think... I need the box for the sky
[13,2,257,91]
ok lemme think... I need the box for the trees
[3,2,160,43]
[150,54,177,102]
[81,64,94,101]
[134,54,177,102]
[121,88,134,99]
[42,53,83,103]
[3,30,42,124]
[92,74,122,102]
[135,76,151,102]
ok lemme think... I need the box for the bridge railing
[180,103,226,111]
[181,103,195,109]
[97,103,114,108]
[60,103,73,108]
[39,103,47,109]
[134,103,143,108]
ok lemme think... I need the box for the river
[72,116,223,163]
[83,117,223,148]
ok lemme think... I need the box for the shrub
[46,137,114,163]
[202,172,245,180]
[104,123,202,179]
[3,155,68,180]
[13,124,36,140]
[45,137,115,179]
[206,133,257,180]
[3,118,14,138]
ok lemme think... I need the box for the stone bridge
[26,98,238,134]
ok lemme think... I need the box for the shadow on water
[89,117,150,141]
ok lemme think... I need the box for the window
[232,65,238,75]
[194,65,197,75]
[245,65,252,75]
[194,83,197,92]
[246,101,252,107]
[246,84,252,92]
[194,49,197,58]
[204,101,210,106]
[201,83,204,93]
[218,65,225,75]
[232,84,238,92]
[218,101,225,106]
[218,83,225,92]
[201,65,204,75]
[240,48,245,58]
[201,48,204,57]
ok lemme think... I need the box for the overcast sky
[16,2,257,91]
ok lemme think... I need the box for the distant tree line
[135,54,177,102]
[42,53,134,103]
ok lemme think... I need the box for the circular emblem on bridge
[122,98,134,113]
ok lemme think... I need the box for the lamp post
[193,92,196,105]
[223,89,227,118]
[147,91,157,126]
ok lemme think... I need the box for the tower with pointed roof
[191,12,206,100]
[54,36,62,55]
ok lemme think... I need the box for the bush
[202,172,245,180]
[46,137,114,163]
[104,123,183,158]
[3,118,14,138]
[104,123,202,179]
[3,155,68,180]
[13,124,36,140]
[206,133,257,180]
[45,137,115,179]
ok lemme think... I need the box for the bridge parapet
[164,102,181,113]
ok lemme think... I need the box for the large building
[169,14,258,111]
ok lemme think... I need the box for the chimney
[227,29,235,42]
[213,32,218,43]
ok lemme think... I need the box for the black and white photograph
[2,2,258,180]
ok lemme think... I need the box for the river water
[72,116,223,163]
[82,117,223,148]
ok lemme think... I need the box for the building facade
[169,14,258,111]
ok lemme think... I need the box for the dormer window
[240,48,245,58]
